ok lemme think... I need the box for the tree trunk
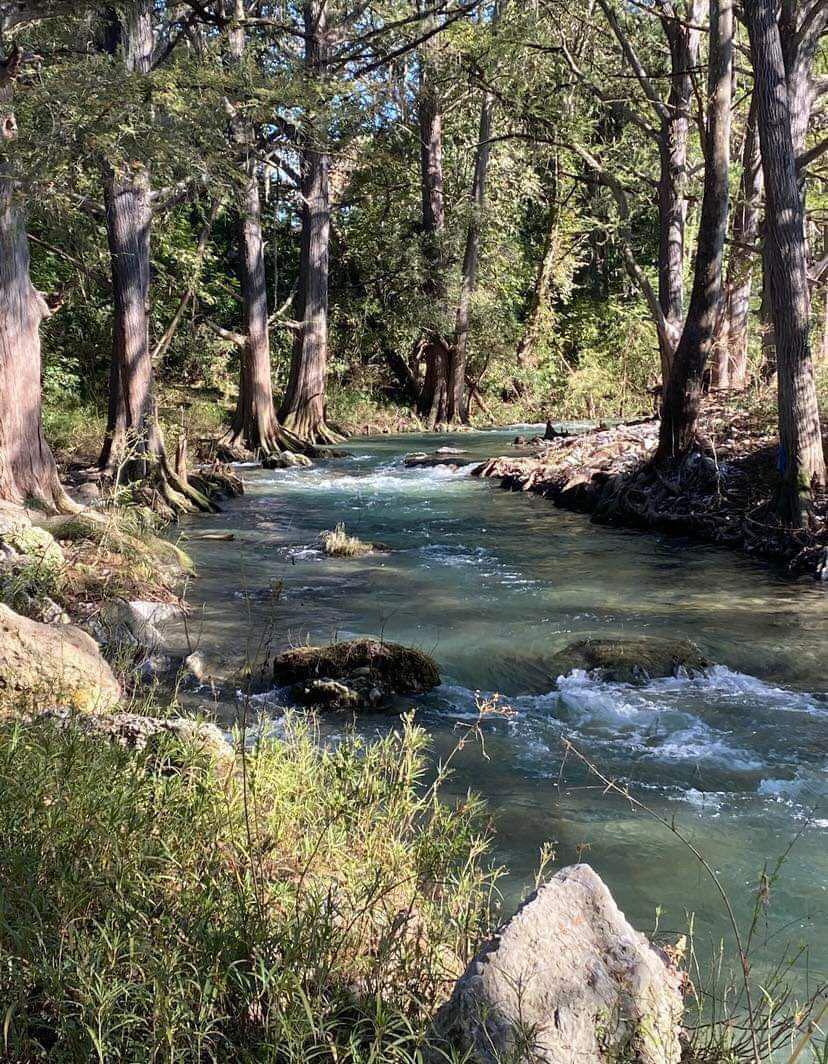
[415,51,451,428]
[96,3,211,512]
[450,50,497,423]
[711,95,763,390]
[657,12,702,384]
[221,2,302,457]
[745,0,826,519]
[279,1,343,445]
[657,0,734,460]
[0,55,74,511]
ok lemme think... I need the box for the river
[170,428,828,998]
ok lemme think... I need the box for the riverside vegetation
[1,0,827,1059]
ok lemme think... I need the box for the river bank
[475,404,828,580]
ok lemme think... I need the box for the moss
[273,638,441,693]
[2,525,65,568]
[550,636,709,683]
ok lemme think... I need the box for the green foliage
[0,714,495,1061]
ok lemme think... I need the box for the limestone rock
[433,864,683,1064]
[550,636,709,684]
[0,603,120,711]
[34,708,233,771]
[99,598,183,650]
[0,524,64,568]
[262,451,313,469]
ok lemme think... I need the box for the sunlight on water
[171,430,828,990]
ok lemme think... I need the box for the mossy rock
[1,525,64,568]
[550,637,709,684]
[46,514,194,575]
[273,638,440,695]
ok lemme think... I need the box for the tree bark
[449,85,495,424]
[96,2,211,512]
[415,49,450,428]
[221,1,303,456]
[0,48,74,511]
[279,0,343,445]
[745,0,826,519]
[657,10,702,384]
[712,95,763,390]
[657,0,734,460]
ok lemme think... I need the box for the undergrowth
[0,713,495,1062]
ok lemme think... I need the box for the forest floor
[475,396,828,579]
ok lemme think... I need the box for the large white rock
[0,603,120,711]
[433,864,684,1064]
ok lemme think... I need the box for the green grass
[0,712,495,1062]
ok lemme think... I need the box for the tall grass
[0,712,495,1062]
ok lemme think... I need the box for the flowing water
[171,429,828,993]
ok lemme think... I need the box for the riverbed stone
[432,863,684,1064]
[262,451,313,469]
[550,636,709,683]
[0,603,121,711]
[273,637,440,709]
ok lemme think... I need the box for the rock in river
[550,636,709,683]
[273,637,440,710]
[432,864,684,1064]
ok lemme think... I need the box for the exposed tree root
[278,409,347,447]
[475,404,828,577]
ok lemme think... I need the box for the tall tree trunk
[96,2,211,512]
[415,51,450,428]
[279,0,343,445]
[0,49,74,511]
[712,95,763,390]
[745,0,826,520]
[757,0,827,377]
[221,1,301,456]
[657,0,734,460]
[450,12,499,424]
[657,11,702,384]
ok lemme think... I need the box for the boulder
[0,523,64,568]
[262,451,313,469]
[550,636,709,684]
[99,598,184,651]
[0,603,121,711]
[273,637,440,709]
[433,864,683,1064]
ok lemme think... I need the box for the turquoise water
[172,429,828,993]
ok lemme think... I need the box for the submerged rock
[432,864,683,1064]
[0,603,121,711]
[273,637,440,710]
[404,452,474,469]
[550,636,709,683]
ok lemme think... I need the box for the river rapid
[170,428,828,994]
